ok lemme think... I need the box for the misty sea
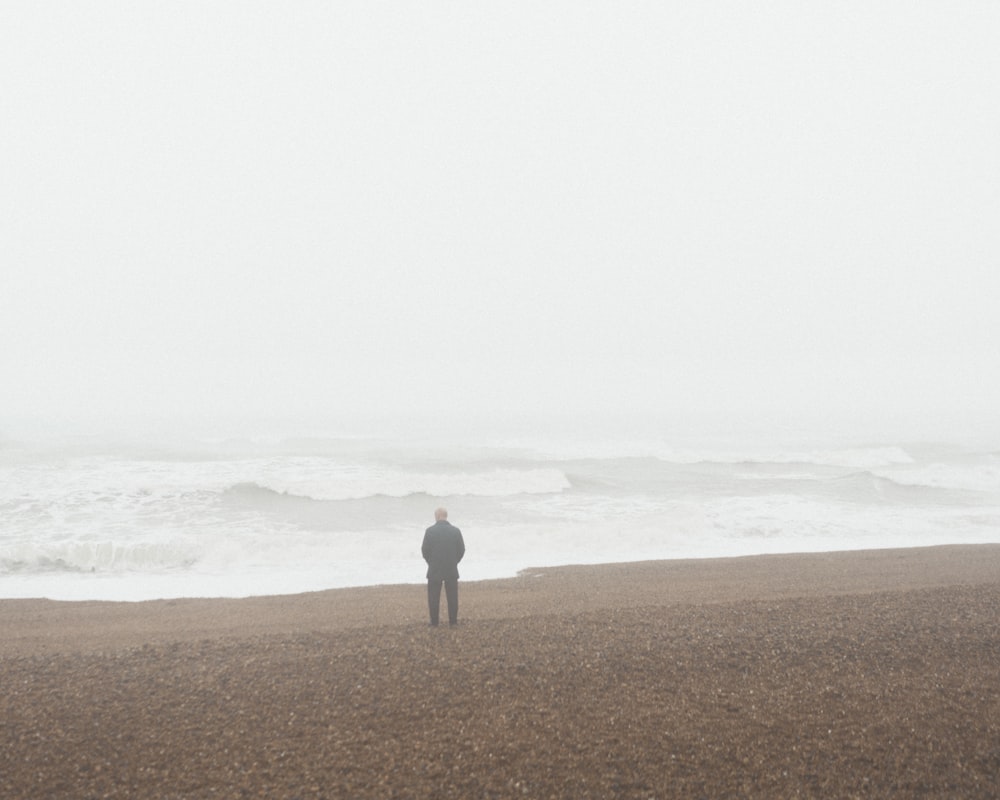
[2,421,998,601]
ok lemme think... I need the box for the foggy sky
[3,2,998,438]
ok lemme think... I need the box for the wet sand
[2,545,999,798]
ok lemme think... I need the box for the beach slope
[2,545,998,798]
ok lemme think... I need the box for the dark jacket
[421,520,465,581]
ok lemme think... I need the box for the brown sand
[2,545,998,798]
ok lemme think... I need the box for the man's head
[434,507,448,522]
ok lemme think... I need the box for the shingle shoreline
[2,545,999,798]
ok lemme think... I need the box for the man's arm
[421,530,431,562]
[456,530,465,564]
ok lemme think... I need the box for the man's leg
[444,578,459,626]
[427,579,442,626]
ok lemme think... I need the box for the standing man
[421,507,465,626]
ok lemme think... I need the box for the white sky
[2,2,998,439]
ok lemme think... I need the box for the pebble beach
[2,545,999,798]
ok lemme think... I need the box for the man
[421,507,465,626]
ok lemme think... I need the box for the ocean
[2,418,998,601]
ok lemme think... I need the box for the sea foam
[1,432,997,601]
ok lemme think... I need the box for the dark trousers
[427,578,458,625]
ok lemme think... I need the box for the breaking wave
[872,459,1000,494]
[1,539,200,575]
[220,467,573,502]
